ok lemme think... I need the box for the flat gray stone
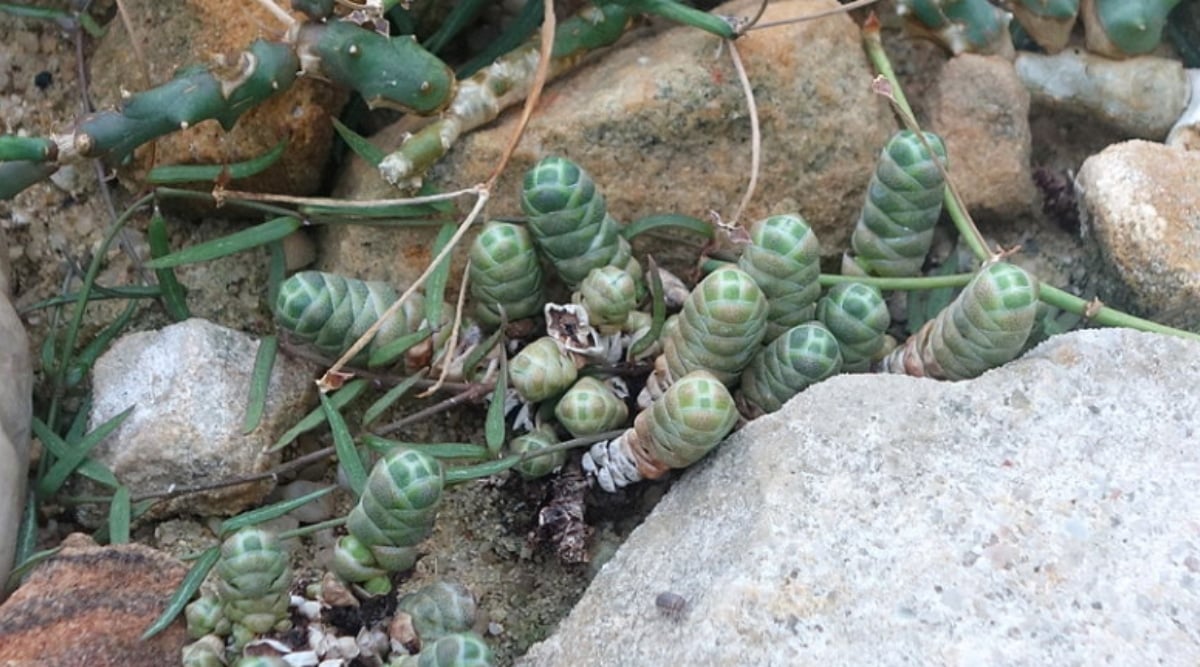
[83,318,314,525]
[519,329,1200,665]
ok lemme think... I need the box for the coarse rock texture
[80,318,315,525]
[88,0,347,195]
[0,227,32,601]
[322,0,896,290]
[1014,50,1189,140]
[929,54,1036,222]
[1076,140,1200,331]
[519,328,1200,665]
[0,533,190,666]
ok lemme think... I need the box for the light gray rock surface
[323,0,895,290]
[519,328,1200,666]
[0,228,32,600]
[1077,140,1200,331]
[82,318,314,525]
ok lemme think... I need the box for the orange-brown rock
[89,0,347,195]
[0,534,190,666]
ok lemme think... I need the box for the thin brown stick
[374,383,492,437]
[419,259,472,397]
[217,186,481,209]
[726,38,759,226]
[484,0,557,190]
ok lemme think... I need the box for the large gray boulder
[0,229,32,600]
[520,329,1200,665]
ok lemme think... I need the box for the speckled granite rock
[79,318,315,526]
[322,0,895,290]
[1077,140,1200,331]
[519,328,1200,665]
[0,533,189,666]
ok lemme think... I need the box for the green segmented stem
[898,0,1012,54]
[881,262,1039,380]
[336,449,444,582]
[508,424,566,479]
[400,632,495,667]
[577,265,639,331]
[520,156,643,289]
[739,323,843,417]
[584,370,737,491]
[554,376,630,438]
[215,528,292,639]
[396,581,477,645]
[509,337,579,403]
[468,220,545,328]
[1084,0,1181,56]
[274,271,426,365]
[849,131,947,278]
[816,282,891,373]
[736,214,822,340]
[662,266,768,386]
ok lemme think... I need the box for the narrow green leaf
[146,139,287,184]
[267,240,286,309]
[32,415,119,488]
[485,350,507,456]
[147,213,190,320]
[321,391,367,497]
[37,406,134,497]
[423,0,487,53]
[366,327,432,369]
[271,378,369,451]
[443,457,521,484]
[621,213,714,241]
[218,486,335,535]
[361,371,426,428]
[629,257,666,358]
[144,216,301,269]
[331,117,385,167]
[19,285,163,314]
[108,486,131,544]
[10,490,39,590]
[141,546,220,640]
[456,0,540,77]
[242,335,278,434]
[461,326,504,383]
[5,546,62,595]
[360,434,489,460]
[65,298,137,389]
[424,223,456,328]
[276,516,347,541]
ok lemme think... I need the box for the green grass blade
[19,284,163,314]
[32,415,119,488]
[5,546,62,595]
[461,326,503,383]
[424,222,455,327]
[65,298,137,389]
[145,139,287,184]
[456,0,540,77]
[9,490,39,592]
[621,213,713,241]
[361,434,491,460]
[108,486,131,544]
[331,117,385,166]
[361,371,426,428]
[218,485,335,535]
[147,212,190,320]
[443,457,521,483]
[242,335,278,434]
[485,349,507,456]
[140,546,219,640]
[628,257,666,359]
[267,239,286,309]
[367,327,432,369]
[36,406,134,497]
[423,0,487,53]
[144,216,301,269]
[321,390,367,497]
[271,378,368,451]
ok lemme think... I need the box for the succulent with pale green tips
[520,156,642,290]
[333,449,444,593]
[897,0,1014,55]
[215,528,292,648]
[184,594,225,639]
[509,337,579,403]
[738,323,843,418]
[736,214,822,340]
[642,266,768,405]
[468,220,545,329]
[1082,0,1181,57]
[817,282,891,373]
[181,635,227,667]
[275,271,428,366]
[234,657,288,667]
[507,424,566,479]
[584,370,738,492]
[390,632,495,667]
[847,131,948,278]
[396,581,478,645]
[554,376,629,438]
[575,265,639,331]
[880,262,1039,380]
